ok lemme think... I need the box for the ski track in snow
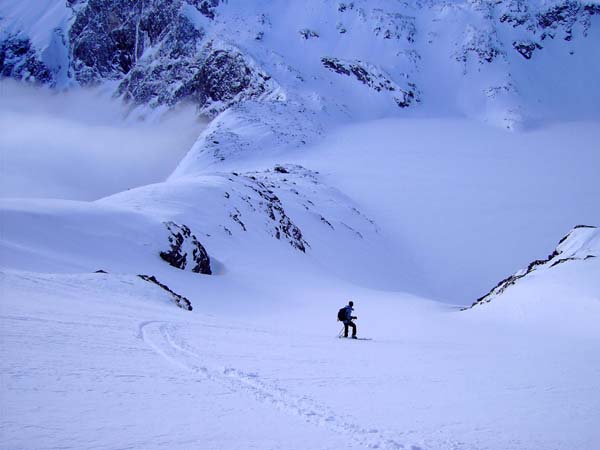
[141,320,466,450]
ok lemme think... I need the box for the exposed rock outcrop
[69,0,147,84]
[206,164,378,252]
[455,25,505,69]
[0,36,53,84]
[498,0,600,42]
[512,40,542,59]
[299,28,319,40]
[197,0,220,20]
[92,270,193,310]
[371,9,416,42]
[138,274,193,310]
[63,0,276,115]
[239,173,308,252]
[118,40,278,115]
[321,56,419,108]
[537,1,581,40]
[160,222,212,274]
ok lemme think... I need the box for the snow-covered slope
[471,225,599,307]
[465,225,600,336]
[289,117,600,302]
[0,164,399,291]
[3,257,600,450]
[1,2,600,449]
[2,0,598,305]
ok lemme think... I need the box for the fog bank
[0,81,207,200]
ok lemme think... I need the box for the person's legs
[344,322,349,337]
[349,321,357,337]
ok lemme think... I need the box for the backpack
[337,307,347,322]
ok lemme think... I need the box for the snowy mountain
[1,1,600,450]
[2,0,600,127]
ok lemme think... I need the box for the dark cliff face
[199,49,273,105]
[70,0,141,83]
[0,36,53,84]
[117,41,275,114]
[69,0,202,84]
[497,0,600,40]
[59,0,272,114]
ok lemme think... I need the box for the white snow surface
[2,1,600,449]
[467,225,600,336]
[2,120,600,449]
[2,266,600,450]
[174,116,600,302]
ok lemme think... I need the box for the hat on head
[349,300,354,307]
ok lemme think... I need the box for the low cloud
[0,80,207,200]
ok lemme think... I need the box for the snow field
[1,0,600,448]
[2,269,600,450]
[2,114,599,449]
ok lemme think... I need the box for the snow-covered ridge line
[467,225,599,309]
[0,163,387,288]
[107,163,381,259]
[2,0,600,131]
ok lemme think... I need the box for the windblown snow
[1,1,600,449]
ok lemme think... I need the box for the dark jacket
[343,305,354,322]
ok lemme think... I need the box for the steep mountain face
[468,225,599,308]
[2,0,599,129]
[68,0,281,114]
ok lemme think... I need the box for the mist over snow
[0,81,207,200]
[293,117,600,302]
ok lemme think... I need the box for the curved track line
[141,321,464,450]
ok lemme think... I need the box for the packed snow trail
[141,321,437,450]
[0,272,374,450]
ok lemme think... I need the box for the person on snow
[341,300,357,339]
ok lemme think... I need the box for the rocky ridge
[138,274,194,310]
[467,225,599,309]
[104,163,380,260]
[321,57,419,108]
